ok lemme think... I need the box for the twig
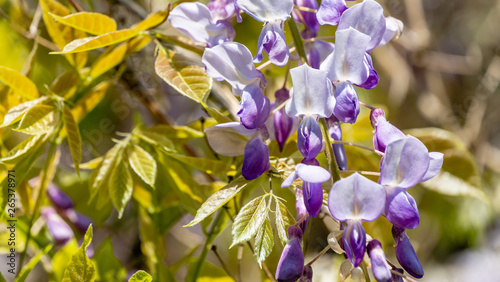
[339,170,381,177]
[68,0,85,12]
[359,101,376,110]
[212,245,237,281]
[306,245,331,266]
[332,140,384,157]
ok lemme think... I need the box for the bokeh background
[0,0,499,281]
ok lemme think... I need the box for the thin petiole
[339,170,381,177]
[306,245,331,266]
[332,140,384,156]
[359,101,376,110]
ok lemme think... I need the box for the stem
[390,269,418,282]
[212,245,237,281]
[294,213,309,227]
[306,245,331,266]
[332,140,384,156]
[359,101,376,110]
[287,17,308,64]
[150,31,205,56]
[319,118,341,183]
[339,170,380,177]
[360,261,371,282]
[19,139,58,268]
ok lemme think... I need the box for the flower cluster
[169,0,438,280]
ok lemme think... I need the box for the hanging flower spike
[367,239,392,282]
[276,226,305,282]
[208,0,237,21]
[282,161,331,217]
[325,115,348,170]
[168,2,235,47]
[392,226,424,279]
[320,27,370,123]
[316,0,347,26]
[242,136,271,180]
[41,207,74,245]
[293,0,320,38]
[237,86,271,129]
[202,42,267,96]
[328,173,386,266]
[272,88,298,151]
[236,0,293,66]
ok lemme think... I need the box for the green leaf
[89,144,122,206]
[231,195,268,247]
[128,144,157,187]
[16,245,52,282]
[79,157,103,169]
[15,104,58,135]
[185,177,250,227]
[0,134,47,164]
[0,66,39,99]
[53,29,140,54]
[128,270,152,282]
[253,215,274,266]
[71,82,110,123]
[168,153,233,180]
[155,48,212,103]
[148,125,203,140]
[63,105,82,177]
[93,239,126,281]
[0,97,47,127]
[133,9,170,31]
[49,12,117,35]
[62,225,96,282]
[49,71,81,98]
[109,155,134,218]
[274,197,295,246]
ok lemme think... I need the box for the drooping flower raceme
[236,0,294,66]
[168,2,235,47]
[328,173,386,266]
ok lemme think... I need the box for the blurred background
[0,0,499,281]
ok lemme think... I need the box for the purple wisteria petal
[371,110,405,152]
[236,0,293,22]
[293,0,319,35]
[325,115,348,170]
[254,21,289,66]
[367,240,392,282]
[282,171,298,188]
[343,220,366,267]
[303,182,323,217]
[42,207,74,245]
[379,136,430,189]
[420,152,444,182]
[46,183,74,210]
[355,53,379,90]
[392,226,424,278]
[385,187,420,229]
[320,28,370,85]
[379,17,404,46]
[276,227,304,282]
[242,137,270,180]
[305,40,335,69]
[205,122,255,156]
[333,81,360,124]
[337,0,386,51]
[288,225,304,241]
[237,86,271,129]
[328,173,386,222]
[274,107,297,151]
[316,0,347,26]
[296,163,331,183]
[295,189,309,233]
[202,42,266,96]
[297,116,323,160]
[208,0,236,20]
[391,268,405,282]
[300,265,313,282]
[286,65,335,118]
[63,209,93,233]
[168,3,235,47]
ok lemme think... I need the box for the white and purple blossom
[328,173,386,266]
[208,0,237,21]
[316,0,347,26]
[42,207,74,245]
[367,239,392,282]
[293,0,320,38]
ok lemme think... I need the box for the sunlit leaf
[253,215,274,266]
[274,197,295,246]
[90,36,151,79]
[93,239,127,281]
[155,48,212,103]
[109,155,134,218]
[16,245,53,282]
[136,131,175,152]
[89,144,121,205]
[133,9,170,31]
[162,155,203,210]
[0,97,47,127]
[49,71,81,98]
[185,177,250,227]
[128,144,157,187]
[79,157,103,169]
[63,105,82,177]
[15,104,58,135]
[0,134,47,164]
[53,29,140,54]
[128,270,152,282]
[62,225,95,282]
[231,195,268,247]
[49,12,117,35]
[202,104,232,124]
[168,153,233,180]
[148,125,203,140]
[71,82,110,123]
[0,66,39,99]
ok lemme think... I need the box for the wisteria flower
[42,207,74,245]
[392,226,424,278]
[293,0,320,38]
[275,226,304,282]
[367,239,392,282]
[316,0,347,26]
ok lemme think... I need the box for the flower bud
[273,89,297,151]
[297,116,323,160]
[41,207,74,245]
[302,182,323,218]
[370,109,405,153]
[367,240,391,282]
[392,226,424,279]
[325,115,348,170]
[295,189,309,233]
[63,209,93,233]
[276,226,304,282]
[242,137,270,180]
[46,183,74,210]
[343,220,366,267]
[299,265,313,282]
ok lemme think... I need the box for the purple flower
[208,0,236,20]
[292,0,319,38]
[46,182,74,210]
[272,88,298,151]
[316,0,347,26]
[299,265,313,282]
[371,109,405,153]
[325,115,348,170]
[328,173,386,266]
[305,40,335,69]
[237,86,271,129]
[385,187,420,229]
[242,137,270,180]
[333,81,360,124]
[367,240,391,282]
[205,122,257,157]
[392,226,424,279]
[202,42,266,96]
[391,268,405,282]
[63,209,93,233]
[276,226,304,282]
[41,207,74,245]
[355,53,379,90]
[297,116,323,160]
[168,2,235,47]
[295,189,309,233]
